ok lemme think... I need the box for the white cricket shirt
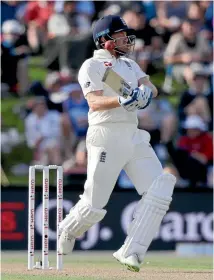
[78,49,148,126]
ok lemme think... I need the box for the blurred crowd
[1,0,213,187]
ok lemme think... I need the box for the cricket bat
[102,68,133,98]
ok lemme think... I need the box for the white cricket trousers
[81,123,163,209]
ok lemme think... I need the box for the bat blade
[102,68,132,97]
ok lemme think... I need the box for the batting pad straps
[123,173,176,262]
[59,201,106,238]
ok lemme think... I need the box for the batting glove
[132,84,153,110]
[118,90,139,112]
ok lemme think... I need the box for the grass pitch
[1,251,213,280]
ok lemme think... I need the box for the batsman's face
[112,31,135,53]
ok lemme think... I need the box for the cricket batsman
[59,15,176,272]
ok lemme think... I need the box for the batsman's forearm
[139,77,158,98]
[148,83,158,98]
[88,96,120,111]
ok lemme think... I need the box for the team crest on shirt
[104,62,112,67]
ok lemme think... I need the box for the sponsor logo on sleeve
[84,82,91,88]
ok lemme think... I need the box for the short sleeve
[78,59,103,97]
[130,60,149,81]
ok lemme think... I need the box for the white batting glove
[118,90,139,112]
[119,85,153,111]
[132,84,153,110]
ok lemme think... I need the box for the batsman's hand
[132,84,153,110]
[118,90,139,112]
[118,84,153,111]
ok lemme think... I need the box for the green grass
[2,98,26,132]
[28,56,47,82]
[1,251,213,280]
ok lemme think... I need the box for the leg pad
[122,173,176,262]
[59,200,106,238]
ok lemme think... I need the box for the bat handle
[120,83,133,98]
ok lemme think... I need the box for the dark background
[1,186,213,251]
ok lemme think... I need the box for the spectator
[123,9,159,45]
[202,1,213,44]
[45,71,79,111]
[142,1,156,22]
[164,17,212,86]
[138,91,177,163]
[29,71,79,112]
[198,0,212,16]
[1,19,31,95]
[187,2,212,43]
[151,1,189,43]
[1,1,22,24]
[45,71,62,91]
[62,84,88,170]
[54,1,95,18]
[122,10,163,73]
[158,1,189,21]
[166,115,213,187]
[48,1,92,38]
[45,1,94,72]
[45,71,65,111]
[24,0,55,48]
[178,66,213,131]
[101,1,144,17]
[98,3,122,17]
[24,0,54,27]
[187,1,204,24]
[25,97,62,165]
[28,72,64,112]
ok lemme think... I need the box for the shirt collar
[93,49,116,61]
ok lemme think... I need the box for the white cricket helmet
[2,20,25,35]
